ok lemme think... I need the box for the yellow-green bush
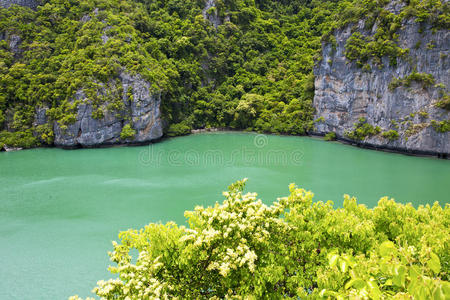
[72,180,449,299]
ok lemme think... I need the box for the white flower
[179,234,195,242]
[219,262,231,277]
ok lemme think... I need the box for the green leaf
[340,260,347,273]
[367,279,382,300]
[410,265,421,279]
[415,284,429,299]
[379,240,396,257]
[319,289,338,297]
[328,254,339,267]
[393,265,406,287]
[432,285,445,300]
[380,262,389,273]
[345,278,366,290]
[427,252,441,274]
[408,265,422,294]
[442,282,450,296]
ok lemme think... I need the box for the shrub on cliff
[382,129,399,141]
[71,180,449,299]
[431,120,450,133]
[389,71,436,91]
[120,124,136,140]
[324,131,337,141]
[346,117,381,141]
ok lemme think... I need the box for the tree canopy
[1,0,448,147]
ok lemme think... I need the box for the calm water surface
[1,132,449,299]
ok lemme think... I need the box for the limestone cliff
[313,5,449,156]
[202,0,221,28]
[0,4,164,150]
[46,72,163,148]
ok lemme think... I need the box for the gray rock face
[8,34,22,56]
[34,106,47,126]
[0,0,38,9]
[0,33,22,56]
[101,25,112,44]
[314,13,449,156]
[202,0,221,28]
[53,72,163,148]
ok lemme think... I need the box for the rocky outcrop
[52,72,163,148]
[0,0,38,9]
[0,33,22,57]
[8,34,22,56]
[202,0,222,28]
[313,9,449,156]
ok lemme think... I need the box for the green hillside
[0,0,448,148]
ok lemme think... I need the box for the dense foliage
[0,0,167,148]
[0,0,345,148]
[0,0,448,148]
[342,0,449,69]
[71,179,449,299]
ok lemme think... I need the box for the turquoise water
[0,132,449,299]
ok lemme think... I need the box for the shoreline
[308,132,449,159]
[191,128,449,159]
[1,128,449,159]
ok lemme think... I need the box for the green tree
[71,180,449,299]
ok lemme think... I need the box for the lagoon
[0,132,449,299]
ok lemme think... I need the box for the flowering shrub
[72,179,449,299]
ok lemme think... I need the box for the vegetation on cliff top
[70,179,450,299]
